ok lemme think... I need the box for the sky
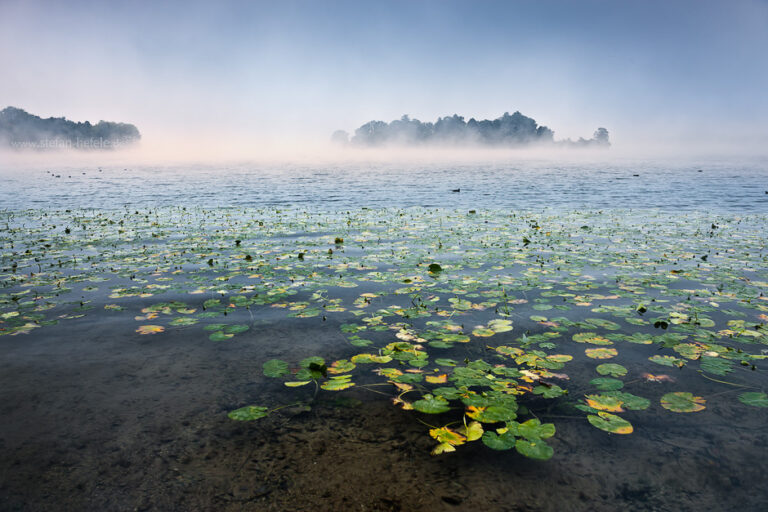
[1,0,767,157]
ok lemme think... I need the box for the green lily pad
[660,392,706,413]
[590,377,624,391]
[263,359,289,378]
[512,418,556,440]
[573,332,613,345]
[481,430,517,450]
[700,356,733,376]
[585,347,618,359]
[648,355,685,367]
[209,330,234,341]
[596,363,627,377]
[604,391,650,410]
[587,412,633,434]
[533,384,567,398]
[350,353,393,364]
[413,395,451,414]
[224,324,249,334]
[738,392,768,408]
[228,405,269,421]
[585,394,625,412]
[321,375,355,391]
[584,318,622,330]
[515,438,554,460]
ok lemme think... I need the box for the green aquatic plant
[2,207,767,461]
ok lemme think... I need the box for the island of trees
[332,111,609,148]
[0,106,141,150]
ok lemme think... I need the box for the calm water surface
[1,160,766,211]
[1,159,767,512]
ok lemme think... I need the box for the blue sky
[1,0,766,152]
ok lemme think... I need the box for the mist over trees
[0,107,141,150]
[334,111,609,148]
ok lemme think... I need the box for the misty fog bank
[1,136,766,173]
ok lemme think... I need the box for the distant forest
[332,111,609,148]
[0,107,140,150]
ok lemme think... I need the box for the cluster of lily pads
[2,207,768,460]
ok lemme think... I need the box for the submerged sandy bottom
[1,311,766,512]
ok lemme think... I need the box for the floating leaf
[429,427,466,446]
[466,405,517,423]
[285,381,311,387]
[209,330,234,341]
[660,392,706,413]
[263,359,289,378]
[533,384,567,398]
[648,355,685,368]
[413,395,451,414]
[515,438,554,460]
[596,363,627,377]
[585,394,625,412]
[585,347,618,359]
[700,355,733,376]
[584,318,622,330]
[224,324,249,334]
[738,392,768,408]
[350,353,393,364]
[573,332,613,345]
[590,377,624,391]
[481,430,517,450]
[605,392,650,410]
[228,406,269,421]
[328,359,356,374]
[587,412,633,434]
[136,325,164,335]
[488,319,513,333]
[431,442,456,455]
[472,327,495,337]
[459,420,484,441]
[512,418,556,440]
[321,375,355,391]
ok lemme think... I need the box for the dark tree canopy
[336,111,608,148]
[0,107,141,150]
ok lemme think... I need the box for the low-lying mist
[1,132,766,171]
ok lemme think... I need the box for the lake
[1,159,767,511]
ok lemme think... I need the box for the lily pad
[321,375,355,391]
[228,406,269,421]
[587,412,633,434]
[660,392,706,413]
[515,438,554,460]
[481,430,517,450]
[589,377,624,391]
[596,363,627,377]
[429,427,466,446]
[585,394,625,412]
[738,392,768,408]
[263,359,289,378]
[413,395,451,414]
[585,347,618,359]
